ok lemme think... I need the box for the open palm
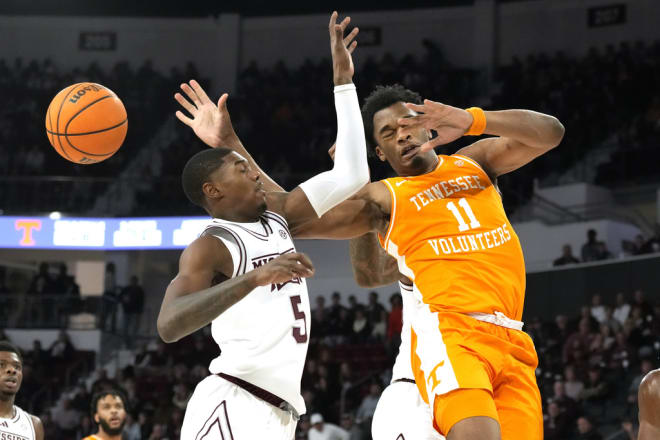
[174,80,235,148]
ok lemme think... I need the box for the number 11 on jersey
[446,198,480,232]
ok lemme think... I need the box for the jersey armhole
[380,180,397,250]
[201,227,246,277]
[452,154,495,186]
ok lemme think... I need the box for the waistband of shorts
[217,373,299,419]
[467,311,524,331]
[392,378,416,385]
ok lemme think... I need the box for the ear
[202,181,223,201]
[94,414,99,424]
[374,145,387,162]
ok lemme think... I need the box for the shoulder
[29,414,44,440]
[180,234,233,275]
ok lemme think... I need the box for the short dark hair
[181,148,233,208]
[361,84,422,152]
[0,341,22,362]
[90,389,129,419]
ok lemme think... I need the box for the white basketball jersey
[0,406,36,440]
[201,211,310,416]
[391,281,416,382]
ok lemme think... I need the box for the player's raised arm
[266,11,369,228]
[174,80,284,192]
[157,235,314,343]
[398,100,565,178]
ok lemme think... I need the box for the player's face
[94,395,127,436]
[0,352,22,396]
[210,152,267,220]
[372,102,437,177]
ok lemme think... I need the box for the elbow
[547,117,565,149]
[355,274,376,288]
[156,315,179,344]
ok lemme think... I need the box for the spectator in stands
[123,412,141,440]
[563,318,594,366]
[51,397,81,437]
[580,365,609,403]
[28,262,53,295]
[355,381,381,429]
[327,292,347,343]
[641,224,660,253]
[52,263,79,296]
[553,244,580,266]
[550,380,579,421]
[601,305,623,334]
[614,292,631,326]
[171,382,191,411]
[544,401,571,440]
[120,275,145,345]
[365,291,385,326]
[610,331,635,370]
[632,234,648,255]
[608,418,637,440]
[576,415,603,439]
[386,294,403,359]
[630,359,656,395]
[339,413,362,440]
[70,383,92,414]
[75,415,94,439]
[596,242,612,260]
[102,263,119,333]
[581,229,601,262]
[370,309,387,342]
[563,365,585,401]
[308,413,349,440]
[91,368,115,394]
[49,330,75,361]
[148,341,173,370]
[26,339,49,366]
[632,289,654,318]
[590,294,606,324]
[350,307,370,344]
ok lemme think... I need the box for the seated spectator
[632,234,648,255]
[49,330,75,361]
[563,318,594,365]
[50,397,81,438]
[579,366,609,403]
[544,401,572,440]
[609,331,635,370]
[576,415,603,439]
[124,412,142,440]
[613,292,631,326]
[120,275,145,344]
[601,305,623,334]
[28,262,54,295]
[308,413,349,440]
[370,309,387,341]
[386,294,403,359]
[350,307,370,344]
[629,359,656,395]
[581,229,601,262]
[595,241,612,260]
[632,289,654,319]
[590,294,606,324]
[339,413,362,440]
[550,380,579,421]
[563,365,585,401]
[171,382,191,411]
[355,382,381,428]
[641,224,660,253]
[313,296,328,340]
[366,291,385,325]
[553,244,580,266]
[52,263,80,296]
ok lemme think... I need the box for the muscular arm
[30,415,44,440]
[458,109,565,178]
[638,369,660,440]
[349,233,400,287]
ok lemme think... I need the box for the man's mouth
[3,378,17,387]
[109,417,121,424]
[401,144,419,159]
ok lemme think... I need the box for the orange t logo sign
[15,219,41,246]
[427,360,445,391]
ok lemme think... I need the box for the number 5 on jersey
[289,295,308,343]
[446,198,480,232]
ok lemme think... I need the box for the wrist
[245,269,265,288]
[464,107,487,136]
[333,76,353,86]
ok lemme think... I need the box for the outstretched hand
[174,80,236,148]
[253,252,315,286]
[397,99,474,151]
[329,11,359,85]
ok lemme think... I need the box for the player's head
[362,84,436,177]
[90,389,128,436]
[0,341,22,397]
[182,148,266,221]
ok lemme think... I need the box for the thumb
[217,93,229,111]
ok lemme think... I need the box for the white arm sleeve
[298,83,369,217]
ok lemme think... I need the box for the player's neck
[0,396,15,419]
[96,430,121,440]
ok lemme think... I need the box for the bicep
[291,198,376,239]
[31,416,44,440]
[458,137,547,177]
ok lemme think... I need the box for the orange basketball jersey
[379,154,526,320]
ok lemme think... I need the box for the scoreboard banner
[4,216,211,250]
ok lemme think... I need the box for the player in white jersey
[0,341,44,440]
[370,281,445,440]
[158,12,368,439]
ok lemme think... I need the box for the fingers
[348,40,358,54]
[286,252,315,276]
[180,83,201,106]
[189,79,212,104]
[174,92,197,115]
[328,11,338,32]
[174,110,193,127]
[404,102,427,113]
[343,27,359,47]
[217,93,229,111]
[397,116,423,127]
[419,137,444,152]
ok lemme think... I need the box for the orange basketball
[45,82,127,164]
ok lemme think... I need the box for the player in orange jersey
[292,82,564,440]
[82,390,127,440]
[638,368,660,440]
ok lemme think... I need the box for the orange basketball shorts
[410,310,542,439]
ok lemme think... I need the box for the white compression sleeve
[298,83,369,217]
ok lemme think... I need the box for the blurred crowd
[1,285,656,440]
[2,39,659,217]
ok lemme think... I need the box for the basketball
[45,82,127,164]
